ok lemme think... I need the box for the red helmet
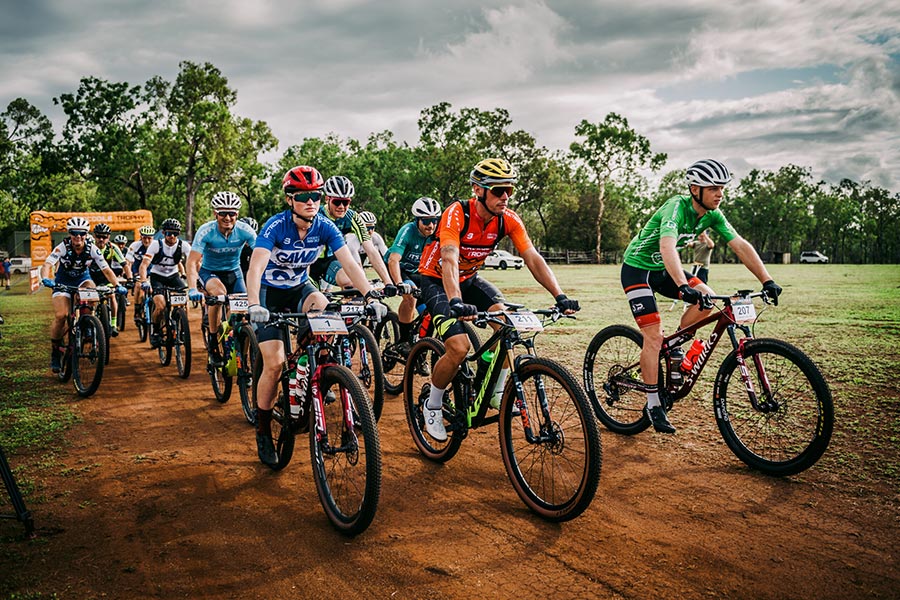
[282,165,324,192]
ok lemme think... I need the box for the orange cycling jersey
[418,198,533,281]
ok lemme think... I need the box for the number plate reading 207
[508,311,543,332]
[732,298,757,323]
[309,312,348,335]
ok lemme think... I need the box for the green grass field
[1,263,899,504]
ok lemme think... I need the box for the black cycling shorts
[621,263,700,328]
[419,274,504,339]
[255,281,319,343]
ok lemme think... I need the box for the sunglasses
[95,234,109,239]
[329,198,351,208]
[487,185,514,198]
[288,191,323,203]
[70,231,88,237]
[216,211,238,218]
[419,218,439,226]
[366,226,375,231]
[164,231,179,237]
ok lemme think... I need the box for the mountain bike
[252,308,382,535]
[135,291,152,343]
[116,277,130,332]
[93,285,115,366]
[150,285,192,378]
[583,290,833,476]
[203,293,259,412]
[404,305,602,522]
[324,290,386,421]
[376,295,482,396]
[53,284,106,398]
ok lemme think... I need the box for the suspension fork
[728,325,775,411]
[510,337,543,443]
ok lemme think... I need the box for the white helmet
[211,191,242,211]
[66,216,90,232]
[358,211,377,226]
[324,175,355,198]
[411,197,441,218]
[686,159,732,187]
[239,216,258,233]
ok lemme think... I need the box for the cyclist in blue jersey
[246,165,388,467]
[186,191,257,335]
[309,175,397,292]
[621,159,782,434]
[385,197,441,348]
[40,217,126,372]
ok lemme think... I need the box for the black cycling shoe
[256,432,278,467]
[149,332,161,349]
[50,351,62,373]
[646,405,676,434]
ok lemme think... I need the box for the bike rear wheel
[375,311,404,396]
[116,292,127,332]
[209,340,233,403]
[157,319,172,366]
[73,314,106,398]
[500,357,602,521]
[714,338,833,476]
[402,337,464,462]
[583,325,651,434]
[309,364,381,536]
[347,323,384,422]
[174,309,191,378]
[97,301,112,366]
[253,358,295,470]
[237,324,260,425]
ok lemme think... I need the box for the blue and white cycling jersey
[192,220,256,271]
[256,210,345,289]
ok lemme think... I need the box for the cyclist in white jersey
[139,218,192,348]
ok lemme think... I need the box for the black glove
[554,294,580,312]
[448,297,477,319]
[364,289,384,302]
[679,284,702,305]
[382,284,398,298]
[762,280,782,306]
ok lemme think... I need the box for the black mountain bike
[150,285,192,378]
[53,284,106,398]
[253,308,382,535]
[203,293,259,412]
[404,305,602,522]
[583,290,833,476]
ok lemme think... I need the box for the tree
[569,113,666,262]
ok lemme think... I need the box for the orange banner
[30,210,154,265]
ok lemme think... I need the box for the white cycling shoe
[423,405,447,442]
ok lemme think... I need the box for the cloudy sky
[2,0,899,190]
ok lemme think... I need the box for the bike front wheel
[309,364,382,536]
[714,338,833,476]
[73,314,106,398]
[97,301,112,366]
[375,311,404,396]
[174,309,191,378]
[500,357,602,522]
[237,324,260,425]
[583,325,651,435]
[347,323,384,422]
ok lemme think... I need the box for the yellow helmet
[139,225,156,236]
[470,158,517,187]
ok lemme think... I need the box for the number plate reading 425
[732,298,757,323]
[309,312,348,335]
[508,311,543,332]
[229,295,249,314]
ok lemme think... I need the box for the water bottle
[295,355,309,406]
[681,339,705,372]
[667,345,684,387]
[418,312,432,338]
[475,350,494,382]
[288,368,300,418]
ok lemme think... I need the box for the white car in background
[7,257,32,274]
[484,250,524,270]
[799,251,829,264]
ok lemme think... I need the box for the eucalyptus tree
[0,98,55,233]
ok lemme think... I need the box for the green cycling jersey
[624,194,737,271]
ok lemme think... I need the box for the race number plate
[78,288,100,301]
[341,301,366,316]
[170,294,188,306]
[229,294,249,314]
[732,298,757,323]
[508,311,543,332]
[309,312,349,335]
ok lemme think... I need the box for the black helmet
[160,218,182,233]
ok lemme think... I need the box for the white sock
[646,389,661,409]
[427,383,447,410]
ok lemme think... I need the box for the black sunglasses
[70,231,88,237]
[419,218,439,226]
[329,198,351,208]
[487,185,514,198]
[288,191,323,203]
[95,234,109,239]
[164,231,179,237]
[216,211,238,218]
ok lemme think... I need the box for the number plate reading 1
[170,294,187,306]
[229,295,249,314]
[508,311,543,332]
[732,298,757,323]
[78,289,100,301]
[309,312,348,335]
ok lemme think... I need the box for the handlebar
[472,306,574,329]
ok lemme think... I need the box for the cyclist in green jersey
[621,159,782,434]
[89,223,132,336]
[385,197,441,348]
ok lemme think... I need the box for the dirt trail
[2,309,897,599]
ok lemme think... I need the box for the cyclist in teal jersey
[186,191,257,333]
[385,197,441,345]
[309,175,398,292]
[621,159,782,434]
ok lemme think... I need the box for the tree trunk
[594,184,606,264]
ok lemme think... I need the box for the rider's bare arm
[727,236,773,284]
